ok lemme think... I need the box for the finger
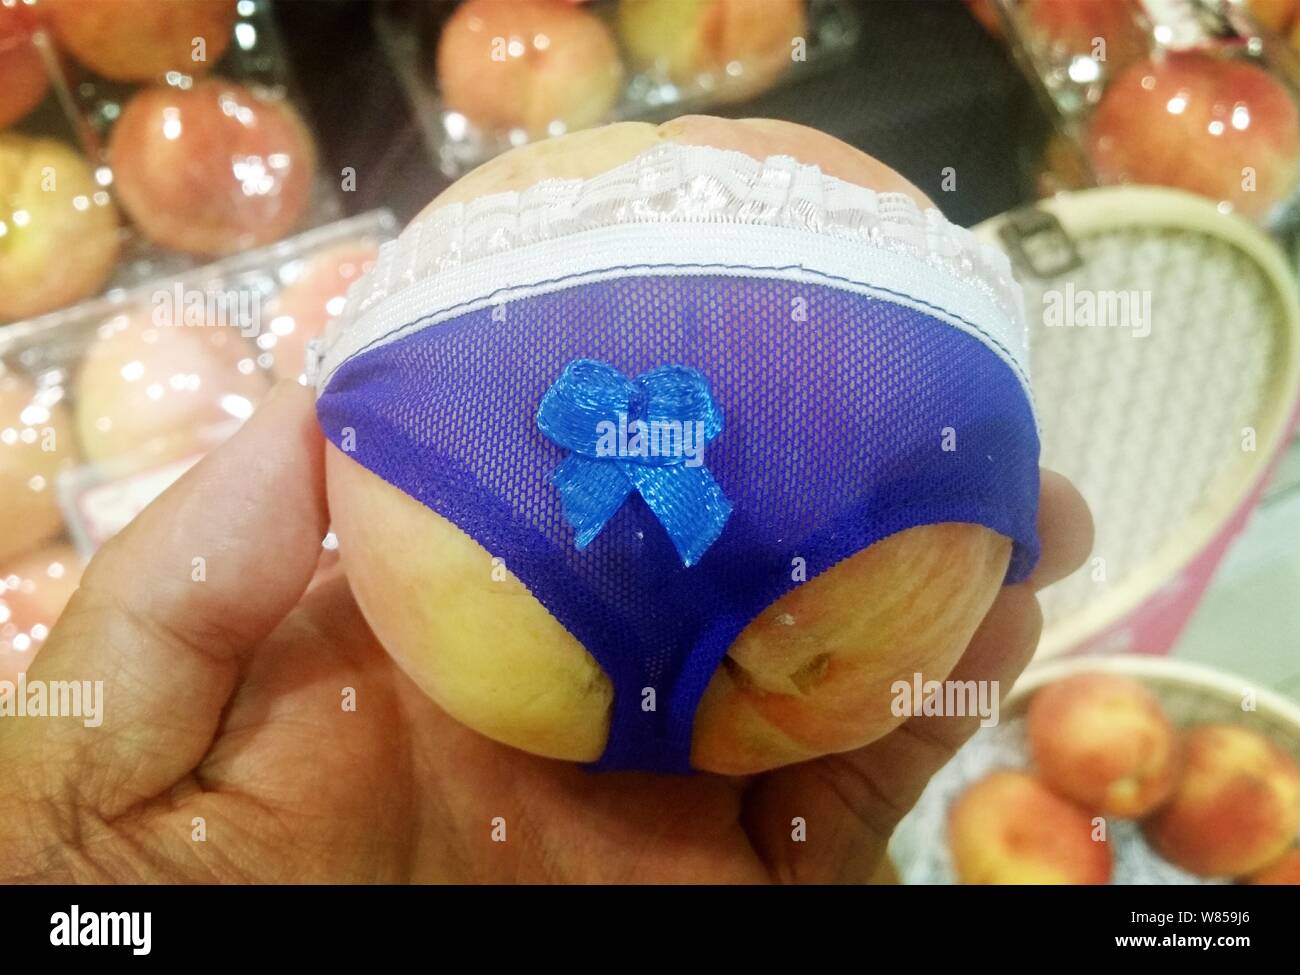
[1029,468,1093,592]
[194,575,394,801]
[80,380,329,654]
[1,381,329,815]
[744,582,1042,883]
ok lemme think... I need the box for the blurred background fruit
[895,660,1300,884]
[108,80,317,256]
[1034,129,1092,195]
[1246,847,1300,884]
[74,312,267,463]
[966,0,1004,38]
[436,0,623,137]
[1086,52,1300,220]
[617,0,807,103]
[0,0,48,129]
[0,135,121,322]
[261,239,379,382]
[948,769,1112,884]
[1028,672,1180,818]
[0,0,1295,890]
[1247,0,1298,34]
[1146,723,1300,877]
[0,541,83,680]
[44,0,236,82]
[1021,0,1147,71]
[0,371,76,564]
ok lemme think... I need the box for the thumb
[1,381,329,817]
[745,584,1043,883]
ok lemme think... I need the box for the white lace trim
[314,142,1030,398]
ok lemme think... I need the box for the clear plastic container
[0,208,396,598]
[987,0,1300,229]
[375,0,861,177]
[0,0,342,325]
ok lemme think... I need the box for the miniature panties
[313,142,1040,772]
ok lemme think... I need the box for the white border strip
[315,221,1033,406]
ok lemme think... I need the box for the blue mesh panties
[317,274,1040,772]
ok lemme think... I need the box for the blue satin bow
[537,359,732,567]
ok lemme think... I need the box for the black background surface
[1,883,1285,961]
[274,0,1051,228]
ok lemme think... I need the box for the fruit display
[893,661,1300,884]
[977,0,1151,109]
[379,0,860,176]
[974,0,1300,224]
[0,0,1296,904]
[0,0,334,325]
[948,770,1112,884]
[1087,52,1300,221]
[0,211,395,644]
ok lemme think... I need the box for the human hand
[0,382,1090,883]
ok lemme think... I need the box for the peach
[0,542,82,681]
[1086,52,1300,220]
[1146,724,1300,877]
[326,117,1018,774]
[1027,672,1179,818]
[108,80,317,256]
[44,0,235,83]
[966,0,1004,38]
[436,0,623,138]
[1249,0,1298,33]
[1245,848,1300,885]
[1021,0,1147,70]
[0,372,76,564]
[0,0,48,129]
[617,0,807,103]
[0,134,121,321]
[948,770,1112,884]
[74,311,268,463]
[262,240,379,383]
